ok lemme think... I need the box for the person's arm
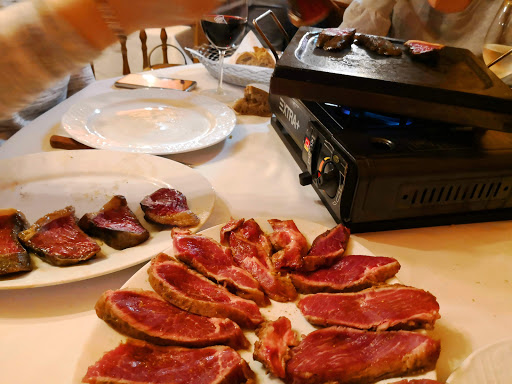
[339,0,396,36]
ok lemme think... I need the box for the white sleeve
[339,0,396,36]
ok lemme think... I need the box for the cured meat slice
[96,289,249,349]
[253,316,299,379]
[172,230,267,306]
[286,326,441,384]
[224,219,297,302]
[298,284,440,331]
[0,209,31,275]
[18,206,100,266]
[268,219,308,271]
[355,33,403,56]
[79,195,149,250]
[148,254,263,329]
[316,28,356,51]
[302,223,350,271]
[140,188,199,227]
[290,254,401,294]
[404,40,444,62]
[390,380,443,384]
[82,339,254,384]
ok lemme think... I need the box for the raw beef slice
[286,326,440,384]
[302,223,350,271]
[0,209,31,275]
[96,289,249,349]
[82,339,254,384]
[268,219,308,270]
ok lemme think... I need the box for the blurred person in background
[339,0,502,56]
[0,0,218,142]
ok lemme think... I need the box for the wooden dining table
[0,63,511,384]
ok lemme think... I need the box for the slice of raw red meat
[82,339,254,384]
[18,206,100,266]
[140,188,199,227]
[220,217,245,246]
[172,230,267,306]
[224,219,297,302]
[79,195,149,250]
[302,223,350,271]
[253,316,299,379]
[0,209,31,275]
[286,326,440,384]
[96,289,249,349]
[268,219,308,271]
[298,284,440,331]
[148,254,263,329]
[290,255,401,294]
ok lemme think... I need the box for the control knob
[316,160,339,198]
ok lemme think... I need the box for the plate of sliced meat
[75,218,442,384]
[0,150,215,289]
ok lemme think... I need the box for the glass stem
[217,49,226,94]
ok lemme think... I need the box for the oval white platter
[73,218,437,383]
[0,150,215,289]
[62,88,236,155]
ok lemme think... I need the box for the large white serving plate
[0,150,215,289]
[447,338,512,384]
[62,89,236,155]
[74,218,436,383]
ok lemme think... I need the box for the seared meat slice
[355,33,403,56]
[140,188,199,227]
[290,254,400,294]
[253,316,299,378]
[82,339,254,384]
[316,28,356,51]
[224,218,297,302]
[404,40,445,62]
[18,206,100,266]
[96,289,249,349]
[79,195,149,250]
[268,219,308,271]
[172,229,267,306]
[302,223,350,271]
[298,284,440,331]
[148,253,264,329]
[286,326,440,384]
[0,209,31,275]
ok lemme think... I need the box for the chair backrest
[120,28,188,75]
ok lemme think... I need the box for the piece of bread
[235,47,275,68]
[233,84,271,117]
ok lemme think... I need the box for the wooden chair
[119,28,188,75]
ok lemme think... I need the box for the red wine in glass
[201,15,247,49]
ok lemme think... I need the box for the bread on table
[233,84,271,117]
[235,47,275,68]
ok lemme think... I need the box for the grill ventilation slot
[399,179,512,208]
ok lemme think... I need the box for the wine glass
[483,0,512,86]
[200,0,248,102]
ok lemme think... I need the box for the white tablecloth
[0,64,511,383]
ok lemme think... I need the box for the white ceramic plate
[0,150,215,289]
[446,338,512,384]
[62,89,236,155]
[74,218,436,383]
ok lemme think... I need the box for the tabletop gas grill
[268,27,512,233]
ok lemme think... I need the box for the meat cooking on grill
[222,218,297,302]
[95,289,249,349]
[302,223,350,271]
[0,209,31,275]
[291,254,401,294]
[298,284,440,331]
[140,188,199,227]
[316,28,356,51]
[172,229,267,306]
[268,219,308,271]
[18,206,100,266]
[404,40,445,62]
[79,195,149,250]
[82,339,254,384]
[286,326,441,384]
[253,316,299,379]
[354,33,403,56]
[148,253,264,328]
